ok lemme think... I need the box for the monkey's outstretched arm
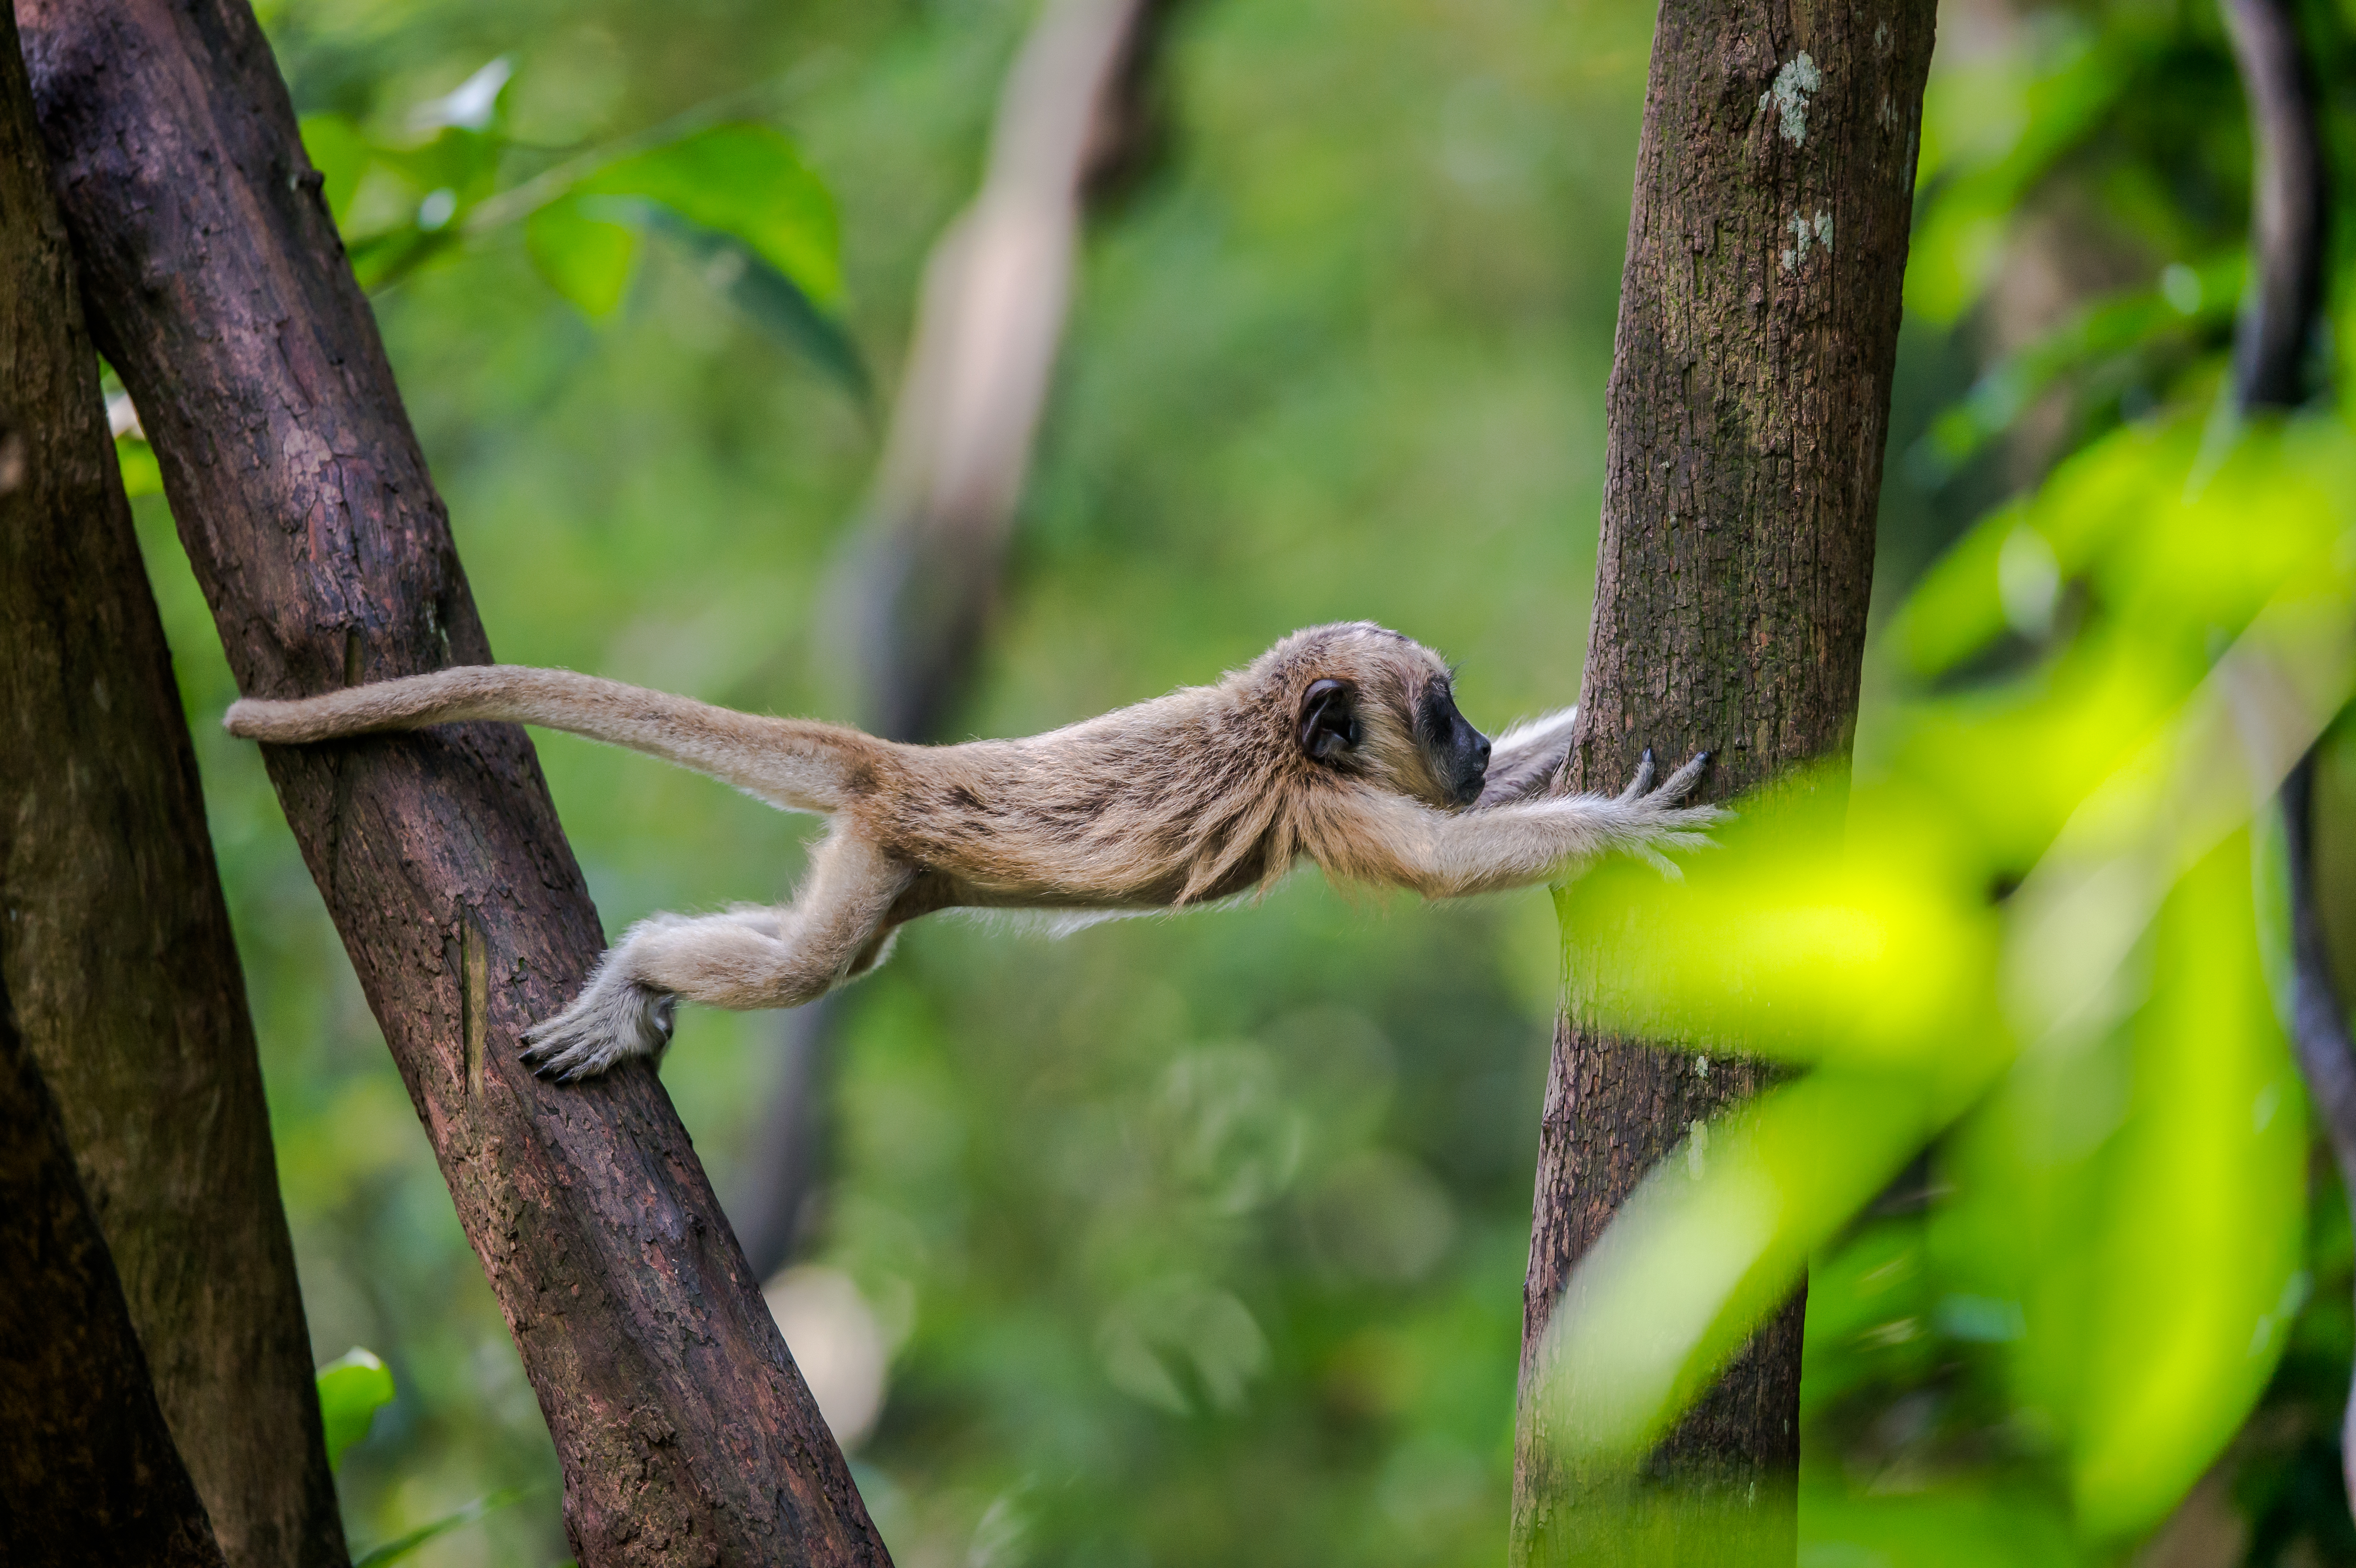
[226,666,886,814]
[519,830,912,1080]
[1331,750,1719,898]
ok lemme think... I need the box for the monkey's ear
[1298,679,1362,761]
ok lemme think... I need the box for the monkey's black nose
[1473,736,1492,766]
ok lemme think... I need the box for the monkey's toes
[518,1022,627,1082]
[516,981,676,1082]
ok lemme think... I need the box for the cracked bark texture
[0,967,229,1568]
[0,9,346,1565]
[14,0,890,1562]
[1512,3,1934,1563]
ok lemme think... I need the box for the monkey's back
[870,686,1301,907]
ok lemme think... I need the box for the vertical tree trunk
[0,967,229,1568]
[1512,4,1934,1562]
[0,9,347,1566]
[15,2,891,1563]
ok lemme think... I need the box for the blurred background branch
[731,0,1182,1281]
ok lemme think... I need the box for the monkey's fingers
[1650,750,1711,805]
[1649,803,1730,829]
[1616,749,1658,805]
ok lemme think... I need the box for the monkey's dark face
[1415,676,1492,806]
[1287,629,1491,808]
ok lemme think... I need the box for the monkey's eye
[1298,679,1361,761]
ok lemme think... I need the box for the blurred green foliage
[107,0,2356,1564]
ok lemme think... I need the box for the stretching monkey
[226,622,1716,1080]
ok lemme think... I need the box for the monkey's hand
[519,958,678,1082]
[1603,749,1725,876]
[1371,747,1722,898]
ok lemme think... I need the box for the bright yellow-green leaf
[1533,1069,1948,1463]
[2066,832,2307,1537]
[1557,781,2003,1082]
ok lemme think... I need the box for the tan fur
[225,622,1716,1078]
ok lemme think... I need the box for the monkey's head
[1256,623,1492,808]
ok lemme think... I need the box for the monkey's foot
[519,979,677,1081]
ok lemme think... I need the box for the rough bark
[738,0,1177,1276]
[14,2,889,1563]
[0,968,230,1568]
[1512,3,1935,1562]
[0,11,347,1566]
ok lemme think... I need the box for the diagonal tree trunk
[0,965,229,1568]
[1512,5,1934,1563]
[14,1,891,1562]
[0,9,346,1565]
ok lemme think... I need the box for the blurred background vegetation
[106,0,2356,1562]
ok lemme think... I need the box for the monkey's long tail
[224,665,881,814]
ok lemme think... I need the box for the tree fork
[1513,3,1934,1562]
[14,1,891,1562]
[0,6,347,1564]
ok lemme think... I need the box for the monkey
[225,622,1718,1081]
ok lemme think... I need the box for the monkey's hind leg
[520,832,913,1081]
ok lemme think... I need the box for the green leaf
[1556,777,2004,1081]
[315,1348,394,1471]
[351,1487,529,1568]
[2063,832,2307,1536]
[1532,1068,1951,1464]
[577,123,843,310]
[525,196,643,319]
